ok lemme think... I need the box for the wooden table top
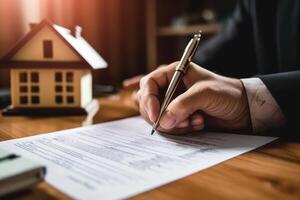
[1,90,299,200]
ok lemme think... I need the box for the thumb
[159,83,206,130]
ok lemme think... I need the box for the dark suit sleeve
[258,70,300,136]
[194,0,257,78]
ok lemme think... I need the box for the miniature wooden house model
[1,19,107,115]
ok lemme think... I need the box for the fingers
[138,77,161,122]
[177,113,204,128]
[157,119,205,135]
[160,109,205,130]
[159,83,207,129]
[190,113,204,126]
[140,62,178,89]
[138,62,178,122]
[122,75,144,89]
[138,61,214,132]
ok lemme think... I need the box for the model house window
[53,71,76,105]
[54,71,75,105]
[28,72,40,104]
[31,96,40,104]
[31,72,39,82]
[18,71,40,105]
[66,86,75,104]
[55,95,63,104]
[43,40,53,58]
[55,71,63,104]
[66,73,74,104]
[19,72,27,83]
[20,86,28,93]
[66,72,73,82]
[55,72,62,82]
[20,96,28,104]
[31,86,39,93]
[19,72,29,105]
[55,85,63,92]
[67,96,74,103]
[66,86,73,92]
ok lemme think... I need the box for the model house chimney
[73,26,82,38]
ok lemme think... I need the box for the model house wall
[80,72,92,107]
[11,69,91,107]
[12,26,81,62]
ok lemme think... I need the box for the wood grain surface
[1,90,299,200]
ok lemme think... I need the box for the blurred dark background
[0,0,237,90]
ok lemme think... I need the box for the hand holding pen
[150,33,202,135]
[137,32,251,134]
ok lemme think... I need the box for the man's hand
[137,62,251,133]
[122,75,144,89]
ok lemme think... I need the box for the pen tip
[151,129,155,135]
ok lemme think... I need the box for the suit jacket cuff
[241,78,286,133]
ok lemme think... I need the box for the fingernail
[160,111,176,129]
[145,105,155,123]
[149,109,155,122]
[146,98,154,122]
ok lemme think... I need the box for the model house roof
[1,19,107,70]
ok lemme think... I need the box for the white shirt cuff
[241,78,286,133]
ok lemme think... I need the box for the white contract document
[0,117,276,200]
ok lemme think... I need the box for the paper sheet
[0,117,276,199]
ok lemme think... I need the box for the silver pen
[151,32,202,135]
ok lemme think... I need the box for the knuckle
[140,89,152,99]
[201,84,219,97]
[157,64,166,69]
[136,90,142,101]
[140,75,154,89]
[171,98,190,117]
[139,76,148,88]
[136,90,148,108]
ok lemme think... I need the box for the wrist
[236,79,252,130]
[228,78,252,131]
